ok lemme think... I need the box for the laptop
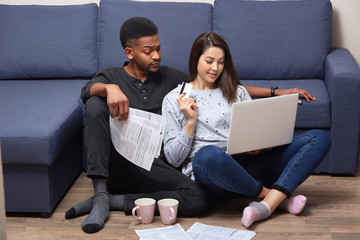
[225,93,299,155]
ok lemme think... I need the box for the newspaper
[135,222,256,240]
[109,108,166,171]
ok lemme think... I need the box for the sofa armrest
[325,48,360,174]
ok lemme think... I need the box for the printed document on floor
[186,222,256,240]
[136,224,192,240]
[135,222,256,240]
[109,108,165,171]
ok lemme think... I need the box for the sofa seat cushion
[0,80,88,165]
[0,4,98,79]
[213,0,332,80]
[241,79,331,128]
[98,0,213,72]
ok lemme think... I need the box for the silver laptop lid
[226,93,299,155]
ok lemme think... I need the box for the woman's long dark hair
[189,32,240,103]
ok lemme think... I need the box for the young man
[66,17,316,234]
[65,17,210,234]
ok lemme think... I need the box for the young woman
[162,32,331,228]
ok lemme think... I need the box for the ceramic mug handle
[169,207,175,220]
[132,206,142,220]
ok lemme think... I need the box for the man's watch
[271,86,278,97]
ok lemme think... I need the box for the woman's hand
[276,88,315,104]
[177,94,198,121]
[176,94,198,137]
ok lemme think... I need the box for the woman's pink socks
[278,195,307,215]
[241,201,270,228]
[241,195,307,228]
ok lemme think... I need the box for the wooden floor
[5,170,360,240]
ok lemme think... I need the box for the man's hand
[105,84,129,121]
[242,85,315,105]
[276,88,316,104]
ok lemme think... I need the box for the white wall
[0,0,99,4]
[0,0,358,66]
[0,0,214,5]
[331,0,360,66]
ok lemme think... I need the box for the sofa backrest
[97,0,213,73]
[0,0,332,80]
[0,4,98,80]
[213,0,332,80]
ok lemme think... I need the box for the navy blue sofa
[0,4,98,217]
[0,0,359,216]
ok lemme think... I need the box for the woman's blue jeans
[192,129,331,201]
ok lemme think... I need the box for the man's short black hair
[120,17,158,49]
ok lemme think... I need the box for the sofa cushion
[98,0,213,72]
[0,80,88,165]
[213,0,332,80]
[0,4,98,79]
[241,79,331,128]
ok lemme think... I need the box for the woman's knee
[306,129,331,151]
[193,145,224,167]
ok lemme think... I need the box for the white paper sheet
[109,108,166,171]
[186,222,256,240]
[135,222,256,240]
[136,223,192,240]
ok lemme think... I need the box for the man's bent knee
[85,96,109,121]
[178,184,210,216]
